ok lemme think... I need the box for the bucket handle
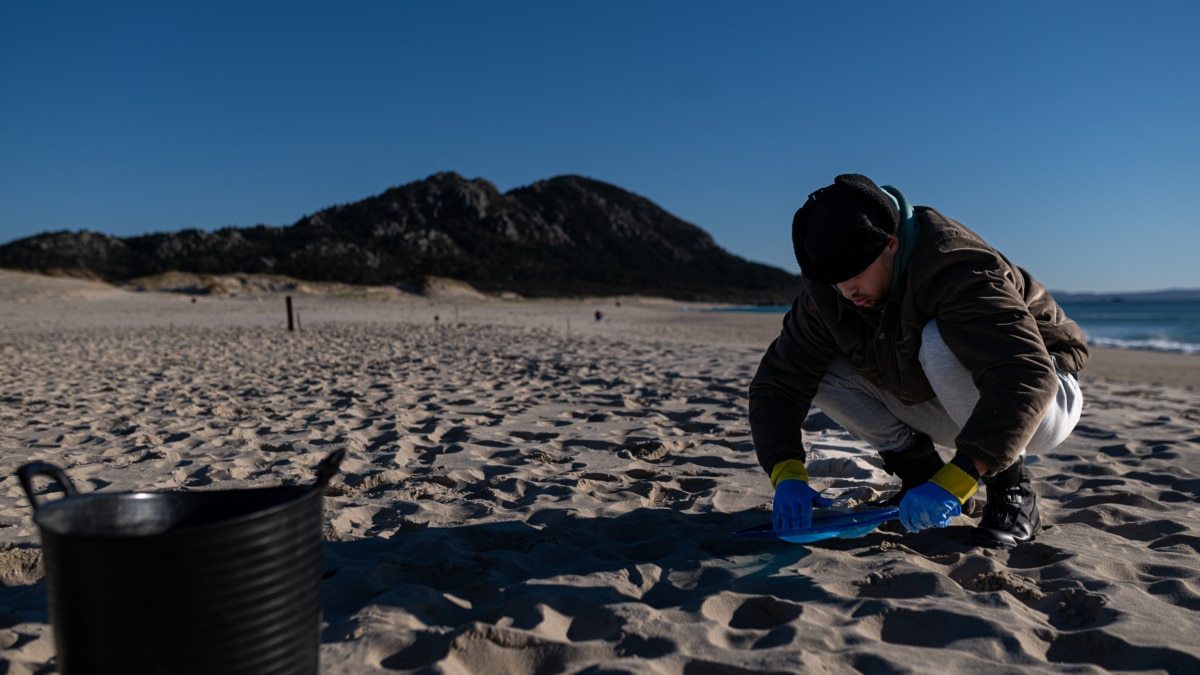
[17,450,343,509]
[17,462,79,513]
[315,448,346,489]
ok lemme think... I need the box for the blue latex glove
[898,481,962,532]
[773,479,834,530]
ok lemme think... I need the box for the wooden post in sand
[286,296,295,331]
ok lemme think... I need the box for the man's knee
[1027,371,1084,453]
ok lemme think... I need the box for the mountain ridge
[0,172,799,303]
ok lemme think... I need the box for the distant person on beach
[749,174,1088,547]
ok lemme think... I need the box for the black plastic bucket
[18,449,344,675]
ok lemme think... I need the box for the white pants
[812,321,1083,457]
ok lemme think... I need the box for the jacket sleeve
[926,257,1060,475]
[748,291,841,476]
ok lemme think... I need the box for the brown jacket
[749,206,1088,476]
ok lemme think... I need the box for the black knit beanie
[791,174,900,284]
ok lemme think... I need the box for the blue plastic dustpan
[732,507,899,544]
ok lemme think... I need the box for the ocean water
[697,301,1200,355]
[1058,301,1200,355]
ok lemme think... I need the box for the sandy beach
[1,269,1199,674]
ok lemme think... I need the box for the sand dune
[1,271,1198,673]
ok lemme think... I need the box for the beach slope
[1,270,1198,674]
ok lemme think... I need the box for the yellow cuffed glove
[770,459,832,530]
[929,460,980,504]
[898,459,979,533]
[769,459,809,489]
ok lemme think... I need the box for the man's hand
[773,479,834,530]
[898,481,962,532]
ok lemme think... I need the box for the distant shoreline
[5,267,1199,359]
[693,301,1200,357]
[1050,289,1200,303]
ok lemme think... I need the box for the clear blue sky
[2,1,1197,293]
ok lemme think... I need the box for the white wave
[1087,336,1200,355]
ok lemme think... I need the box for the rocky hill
[0,173,799,303]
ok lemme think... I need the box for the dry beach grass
[1,269,1199,673]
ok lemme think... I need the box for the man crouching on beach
[748,174,1088,547]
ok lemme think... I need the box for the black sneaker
[967,458,1041,548]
